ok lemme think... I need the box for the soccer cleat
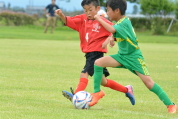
[62,90,74,102]
[125,85,135,105]
[167,103,177,114]
[89,90,105,107]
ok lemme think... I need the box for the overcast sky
[1,0,138,13]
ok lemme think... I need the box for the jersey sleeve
[113,23,127,39]
[66,15,83,32]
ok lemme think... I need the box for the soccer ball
[72,91,92,109]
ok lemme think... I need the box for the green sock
[93,65,103,93]
[150,83,173,105]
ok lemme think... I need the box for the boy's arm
[102,36,115,49]
[109,36,115,48]
[94,14,116,33]
[55,9,82,31]
[102,36,110,49]
[55,9,66,24]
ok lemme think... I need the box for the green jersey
[111,17,150,75]
[113,17,139,55]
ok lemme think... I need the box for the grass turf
[0,26,178,44]
[0,35,178,118]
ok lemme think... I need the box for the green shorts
[110,50,150,76]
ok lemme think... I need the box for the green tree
[64,0,139,7]
[140,0,174,16]
[175,1,178,19]
[140,0,174,35]
[127,0,139,3]
[99,0,106,6]
[99,0,139,6]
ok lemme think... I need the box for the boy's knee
[94,59,100,66]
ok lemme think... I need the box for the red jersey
[66,14,113,53]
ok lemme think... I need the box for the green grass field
[0,27,178,119]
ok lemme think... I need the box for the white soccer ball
[72,91,92,109]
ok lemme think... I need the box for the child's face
[83,4,100,20]
[106,6,117,21]
[52,0,55,4]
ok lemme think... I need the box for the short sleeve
[113,23,127,39]
[66,15,83,31]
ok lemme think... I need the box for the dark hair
[81,0,100,7]
[106,0,127,15]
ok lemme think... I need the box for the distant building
[26,5,44,16]
[0,2,5,11]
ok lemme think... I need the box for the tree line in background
[0,0,178,35]
[99,0,178,18]
[139,0,177,34]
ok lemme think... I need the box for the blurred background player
[90,0,177,114]
[55,0,135,106]
[44,0,59,34]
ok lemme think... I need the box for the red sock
[105,79,127,93]
[74,78,88,94]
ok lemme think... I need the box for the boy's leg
[136,72,177,113]
[150,83,177,113]
[74,76,88,94]
[93,65,103,93]
[150,83,173,105]
[104,79,135,105]
[62,52,91,102]
[90,56,122,106]
[89,65,105,106]
[104,79,127,93]
[62,76,88,102]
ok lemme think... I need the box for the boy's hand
[102,38,109,49]
[102,36,114,49]
[109,37,115,47]
[94,14,102,21]
[55,9,66,24]
[55,9,63,16]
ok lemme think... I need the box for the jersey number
[85,33,89,42]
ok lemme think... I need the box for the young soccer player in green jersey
[89,0,177,113]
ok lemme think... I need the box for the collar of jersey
[116,16,127,24]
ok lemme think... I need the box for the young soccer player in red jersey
[89,0,177,113]
[55,0,135,106]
